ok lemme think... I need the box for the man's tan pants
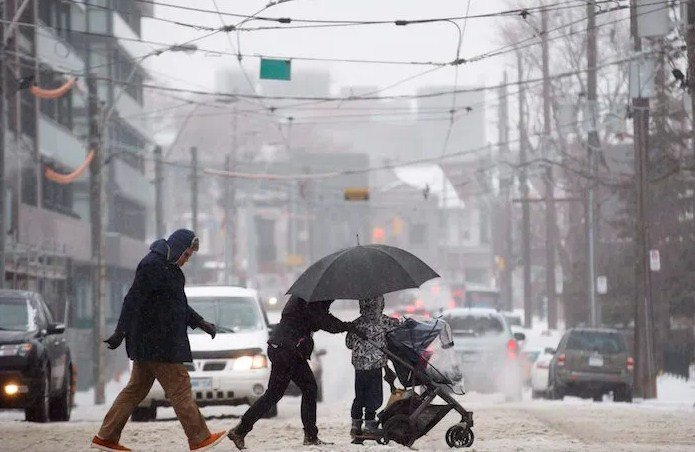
[97,361,210,445]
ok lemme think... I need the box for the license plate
[589,355,604,367]
[190,378,212,390]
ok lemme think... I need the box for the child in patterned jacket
[346,294,399,437]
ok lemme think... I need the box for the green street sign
[260,58,291,81]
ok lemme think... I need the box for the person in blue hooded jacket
[91,229,226,452]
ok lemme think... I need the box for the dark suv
[0,290,74,421]
[548,328,633,402]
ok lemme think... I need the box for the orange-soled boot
[190,431,227,451]
[90,436,132,451]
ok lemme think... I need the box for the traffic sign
[649,249,660,272]
[260,58,291,80]
[597,276,607,295]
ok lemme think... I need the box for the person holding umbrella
[227,243,438,449]
[227,295,353,449]
[91,229,226,452]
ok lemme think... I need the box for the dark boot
[303,433,333,446]
[227,425,247,450]
[363,420,380,436]
[350,419,363,437]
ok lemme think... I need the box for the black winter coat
[269,296,349,358]
[116,240,203,363]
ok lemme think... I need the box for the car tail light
[506,339,518,359]
[626,356,634,371]
[557,353,566,367]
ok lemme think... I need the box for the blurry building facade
[2,1,154,387]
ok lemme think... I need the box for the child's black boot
[350,419,363,437]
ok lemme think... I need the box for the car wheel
[548,378,564,401]
[132,405,157,422]
[262,403,278,418]
[615,386,633,403]
[25,364,50,423]
[531,390,541,400]
[49,362,73,421]
[593,393,603,402]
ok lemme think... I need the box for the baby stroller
[359,317,475,448]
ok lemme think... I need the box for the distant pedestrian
[227,296,353,449]
[346,295,399,438]
[91,229,226,452]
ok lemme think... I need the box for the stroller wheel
[446,425,474,448]
[384,414,415,447]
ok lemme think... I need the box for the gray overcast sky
[142,0,518,95]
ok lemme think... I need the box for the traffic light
[344,187,369,201]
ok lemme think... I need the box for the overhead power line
[129,0,634,27]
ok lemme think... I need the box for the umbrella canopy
[286,244,439,302]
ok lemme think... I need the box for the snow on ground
[1,308,695,450]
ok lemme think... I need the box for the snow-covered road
[1,396,694,451]
[1,309,694,451]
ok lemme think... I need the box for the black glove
[199,319,217,339]
[104,331,125,350]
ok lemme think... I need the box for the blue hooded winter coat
[115,229,204,363]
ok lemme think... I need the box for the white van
[132,286,275,421]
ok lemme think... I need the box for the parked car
[548,328,633,402]
[441,308,525,401]
[133,286,275,421]
[285,348,327,402]
[530,347,555,399]
[0,290,74,422]
[521,331,561,389]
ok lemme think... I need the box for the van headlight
[233,354,268,371]
[0,343,33,357]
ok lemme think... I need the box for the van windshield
[187,297,262,333]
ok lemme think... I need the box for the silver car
[441,308,525,401]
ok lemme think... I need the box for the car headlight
[0,343,33,357]
[233,354,268,371]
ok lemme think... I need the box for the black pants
[350,368,383,421]
[237,344,318,437]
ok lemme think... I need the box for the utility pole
[498,71,513,312]
[0,3,7,289]
[88,76,106,404]
[542,8,558,328]
[190,146,198,233]
[154,145,164,238]
[688,0,695,155]
[586,0,599,327]
[227,107,238,284]
[224,155,232,285]
[190,146,198,279]
[517,50,533,329]
[630,0,657,399]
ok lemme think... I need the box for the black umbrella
[286,244,439,302]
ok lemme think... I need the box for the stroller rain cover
[386,317,465,394]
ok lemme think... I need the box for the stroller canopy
[386,318,456,388]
